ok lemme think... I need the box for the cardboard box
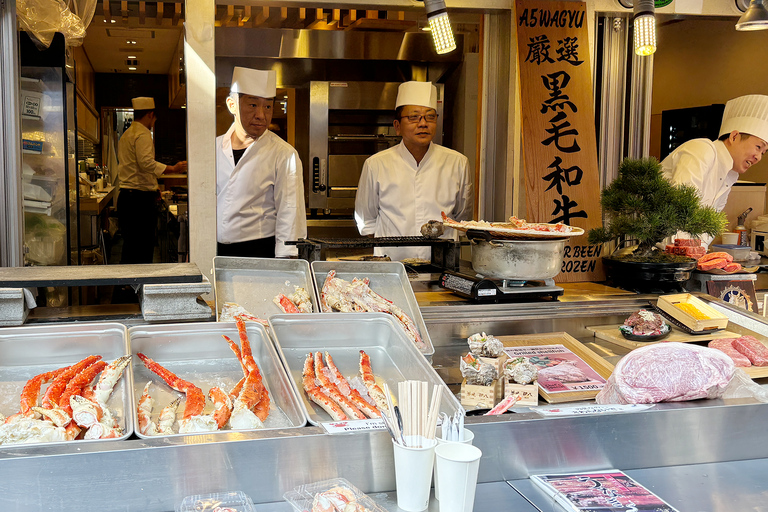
[657,293,729,332]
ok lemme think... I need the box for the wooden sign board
[516,0,604,282]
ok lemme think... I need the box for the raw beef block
[675,238,703,247]
[699,252,734,264]
[708,338,751,367]
[723,262,742,273]
[698,258,728,271]
[595,342,734,405]
[732,335,768,366]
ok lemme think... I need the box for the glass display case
[19,32,79,269]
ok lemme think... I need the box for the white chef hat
[131,97,155,110]
[719,94,768,144]
[230,66,277,99]
[395,81,437,110]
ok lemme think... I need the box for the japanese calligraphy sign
[516,0,603,282]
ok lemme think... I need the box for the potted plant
[588,157,727,291]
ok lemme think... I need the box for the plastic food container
[709,244,752,261]
[283,478,387,512]
[177,491,255,512]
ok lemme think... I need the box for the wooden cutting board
[586,325,768,379]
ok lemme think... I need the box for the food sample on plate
[0,354,131,445]
[441,211,584,236]
[504,357,538,385]
[220,302,269,325]
[697,252,738,272]
[301,350,384,421]
[674,302,710,320]
[137,317,270,435]
[620,309,669,336]
[273,286,313,314]
[460,353,498,386]
[320,270,425,350]
[467,332,504,357]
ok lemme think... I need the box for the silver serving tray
[0,322,133,447]
[213,256,320,321]
[269,313,460,426]
[310,261,434,355]
[128,321,307,438]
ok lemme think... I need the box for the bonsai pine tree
[588,157,727,260]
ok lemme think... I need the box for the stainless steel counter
[3,293,768,511]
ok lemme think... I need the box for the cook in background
[117,96,187,264]
[661,94,768,246]
[354,81,473,261]
[216,66,306,258]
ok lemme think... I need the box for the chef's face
[394,105,437,148]
[726,131,768,174]
[229,93,274,139]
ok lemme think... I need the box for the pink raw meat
[708,338,751,367]
[732,335,768,366]
[538,361,588,382]
[595,342,734,405]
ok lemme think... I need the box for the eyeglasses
[400,113,439,123]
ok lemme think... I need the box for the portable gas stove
[439,270,563,302]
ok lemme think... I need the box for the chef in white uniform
[354,81,473,261]
[117,96,187,264]
[662,94,768,214]
[216,67,307,258]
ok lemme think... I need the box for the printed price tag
[532,404,653,417]
[23,93,41,117]
[321,418,386,434]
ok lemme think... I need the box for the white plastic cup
[392,435,437,512]
[434,443,482,512]
[722,232,739,245]
[434,429,475,501]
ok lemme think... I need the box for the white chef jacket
[661,138,737,246]
[216,125,307,258]
[355,141,473,261]
[661,139,737,213]
[117,121,166,191]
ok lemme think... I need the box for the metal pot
[470,238,566,280]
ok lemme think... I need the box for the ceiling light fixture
[128,67,137,71]
[633,0,656,56]
[736,0,768,31]
[128,55,137,59]
[422,0,456,54]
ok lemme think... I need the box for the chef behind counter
[354,81,473,262]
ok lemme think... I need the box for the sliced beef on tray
[732,335,768,366]
[699,252,733,264]
[708,338,751,367]
[623,309,664,335]
[698,258,728,271]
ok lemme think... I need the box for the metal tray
[269,313,461,426]
[128,321,307,438]
[310,261,434,355]
[213,256,320,321]
[0,322,133,447]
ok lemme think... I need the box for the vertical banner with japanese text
[516,0,603,282]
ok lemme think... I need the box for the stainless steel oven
[298,81,444,214]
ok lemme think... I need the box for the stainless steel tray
[310,261,434,355]
[213,256,320,321]
[128,321,307,438]
[269,313,460,426]
[0,322,133,447]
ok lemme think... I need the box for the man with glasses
[216,66,306,258]
[354,81,473,261]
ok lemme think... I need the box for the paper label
[321,418,386,434]
[23,93,41,117]
[504,382,539,406]
[532,404,653,417]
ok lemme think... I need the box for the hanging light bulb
[736,0,768,31]
[423,0,456,55]
[633,0,656,56]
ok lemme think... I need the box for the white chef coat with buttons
[355,141,473,261]
[661,138,737,213]
[661,138,737,247]
[117,121,167,191]
[216,125,307,257]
